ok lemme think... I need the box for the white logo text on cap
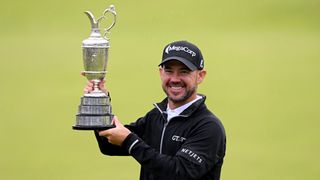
[165,45,196,57]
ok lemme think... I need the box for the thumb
[112,116,122,127]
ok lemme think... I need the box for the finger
[99,85,106,92]
[87,81,94,87]
[98,129,111,137]
[83,86,92,93]
[98,80,106,88]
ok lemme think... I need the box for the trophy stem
[92,79,101,93]
[83,79,107,97]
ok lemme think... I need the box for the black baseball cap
[159,40,204,71]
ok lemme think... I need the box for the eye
[164,68,173,73]
[180,69,191,74]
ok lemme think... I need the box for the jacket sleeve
[94,130,129,155]
[94,116,147,156]
[121,117,226,179]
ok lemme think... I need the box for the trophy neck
[84,11,103,39]
[89,28,102,38]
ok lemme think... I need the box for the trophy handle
[97,5,117,39]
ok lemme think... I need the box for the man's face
[159,60,206,107]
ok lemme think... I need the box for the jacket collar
[154,94,206,117]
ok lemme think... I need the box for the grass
[0,0,319,179]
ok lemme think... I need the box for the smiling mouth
[168,83,185,93]
[170,86,183,90]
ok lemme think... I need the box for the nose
[169,72,181,83]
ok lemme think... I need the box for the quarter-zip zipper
[154,103,189,154]
[159,121,168,154]
[153,103,168,154]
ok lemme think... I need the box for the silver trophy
[73,5,117,130]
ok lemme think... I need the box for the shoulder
[131,105,162,125]
[193,106,226,138]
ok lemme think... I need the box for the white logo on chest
[172,135,186,142]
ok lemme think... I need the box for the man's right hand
[83,80,108,94]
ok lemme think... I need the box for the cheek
[159,72,165,82]
[160,75,169,84]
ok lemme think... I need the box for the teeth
[171,86,182,90]
[168,82,184,90]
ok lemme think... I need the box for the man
[85,40,226,180]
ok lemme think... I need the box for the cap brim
[159,56,197,71]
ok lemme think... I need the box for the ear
[159,67,166,81]
[159,67,163,75]
[197,70,207,84]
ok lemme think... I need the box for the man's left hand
[98,116,131,146]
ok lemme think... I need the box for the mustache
[167,81,185,87]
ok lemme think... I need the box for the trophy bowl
[82,35,109,81]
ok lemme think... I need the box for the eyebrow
[163,65,191,71]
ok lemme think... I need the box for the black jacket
[95,95,226,180]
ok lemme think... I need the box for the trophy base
[72,125,115,130]
[73,96,114,131]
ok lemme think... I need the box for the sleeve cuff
[122,132,140,154]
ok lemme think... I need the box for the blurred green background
[0,0,319,179]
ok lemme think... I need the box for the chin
[168,95,188,103]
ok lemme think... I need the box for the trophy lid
[82,30,110,48]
